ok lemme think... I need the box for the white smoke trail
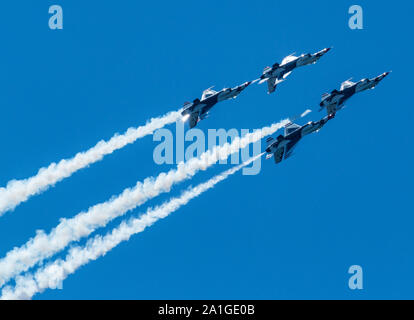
[0,154,263,300]
[0,115,299,288]
[0,110,181,216]
[301,109,312,118]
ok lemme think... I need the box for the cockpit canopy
[201,87,218,100]
[340,79,356,91]
[280,54,297,66]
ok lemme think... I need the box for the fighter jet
[319,72,390,116]
[181,81,251,128]
[258,48,331,94]
[265,114,334,164]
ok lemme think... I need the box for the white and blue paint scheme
[320,72,390,116]
[181,81,251,128]
[259,48,331,94]
[265,114,334,164]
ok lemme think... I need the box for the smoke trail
[301,109,312,118]
[0,155,263,300]
[0,116,298,288]
[0,110,181,216]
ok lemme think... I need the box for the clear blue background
[0,0,412,299]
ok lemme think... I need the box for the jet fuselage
[266,117,331,155]
[320,72,390,113]
[181,81,251,126]
[261,48,331,81]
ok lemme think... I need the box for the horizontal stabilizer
[265,137,274,146]
[321,93,330,101]
[263,66,272,74]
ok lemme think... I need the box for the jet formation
[263,71,390,163]
[181,47,389,163]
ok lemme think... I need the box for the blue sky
[0,0,412,299]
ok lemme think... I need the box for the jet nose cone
[379,71,390,79]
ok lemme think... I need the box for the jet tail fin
[262,66,272,74]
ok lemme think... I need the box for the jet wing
[188,111,200,129]
[326,102,338,116]
[274,140,299,164]
[267,77,278,94]
[284,141,298,160]
[273,146,285,164]
[325,95,347,115]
